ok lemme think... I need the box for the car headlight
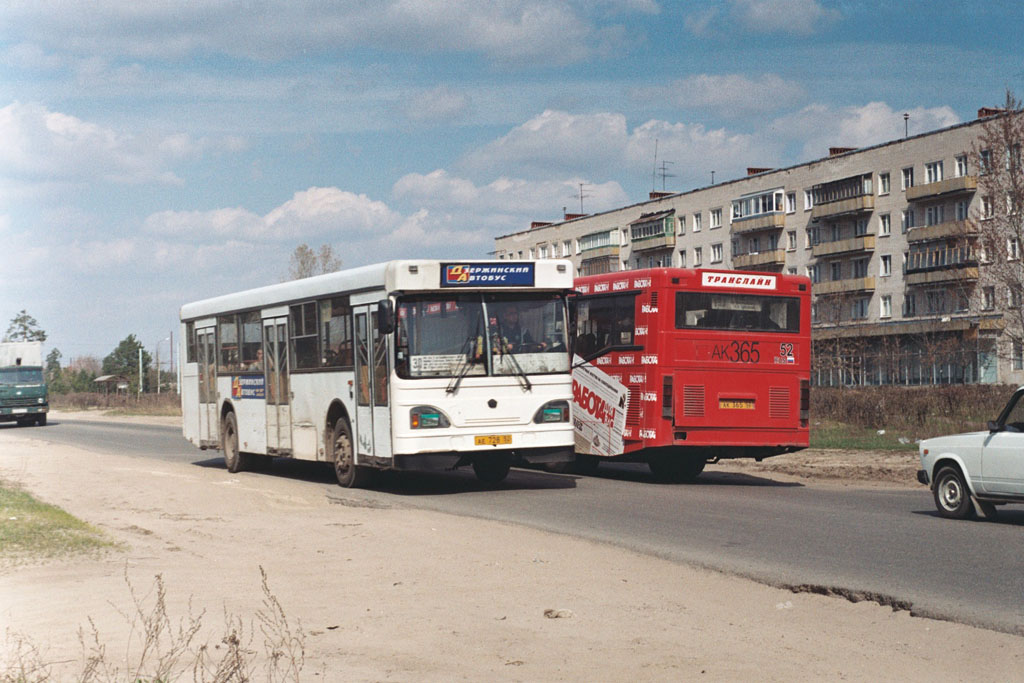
[410,406,451,429]
[533,400,569,424]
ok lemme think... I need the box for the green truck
[0,342,49,426]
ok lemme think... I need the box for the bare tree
[971,90,1024,366]
[286,244,342,281]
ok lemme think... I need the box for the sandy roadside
[1,414,1022,680]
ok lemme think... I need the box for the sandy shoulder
[0,426,1021,681]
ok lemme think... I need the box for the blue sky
[1,0,1022,364]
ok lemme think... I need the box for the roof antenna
[651,138,658,192]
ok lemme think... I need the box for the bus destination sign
[441,263,535,287]
[701,272,777,291]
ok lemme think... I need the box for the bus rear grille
[626,384,643,426]
[769,387,790,419]
[683,385,704,417]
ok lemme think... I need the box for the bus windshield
[675,292,800,333]
[397,293,569,378]
[0,367,44,385]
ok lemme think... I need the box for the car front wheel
[933,466,972,519]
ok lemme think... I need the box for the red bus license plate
[719,399,755,410]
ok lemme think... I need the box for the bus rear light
[662,376,673,419]
[799,379,809,427]
[410,406,450,429]
[534,400,569,424]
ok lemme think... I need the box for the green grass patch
[0,480,120,562]
[809,420,919,451]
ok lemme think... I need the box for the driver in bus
[496,304,543,353]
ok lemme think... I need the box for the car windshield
[396,293,569,378]
[0,367,44,385]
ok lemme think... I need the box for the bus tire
[332,418,370,488]
[222,412,250,473]
[473,455,511,485]
[648,453,705,483]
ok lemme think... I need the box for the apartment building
[494,109,1022,386]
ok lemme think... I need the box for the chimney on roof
[563,213,586,221]
[530,221,553,230]
[649,191,673,200]
[977,107,1006,119]
[829,147,856,157]
[746,167,773,176]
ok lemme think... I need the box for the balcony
[578,244,621,260]
[905,266,980,286]
[811,234,876,258]
[630,233,676,251]
[732,249,786,270]
[906,219,977,243]
[813,276,876,295]
[811,194,875,219]
[731,212,786,234]
[906,175,977,201]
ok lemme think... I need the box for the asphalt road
[19,417,1024,635]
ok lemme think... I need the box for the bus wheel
[473,456,511,485]
[222,412,250,473]
[648,454,705,483]
[332,419,370,488]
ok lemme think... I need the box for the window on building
[710,208,722,229]
[528,248,535,259]
[1009,237,1021,261]
[879,213,891,236]
[692,213,702,232]
[787,230,796,251]
[851,297,869,320]
[830,261,842,281]
[982,195,994,219]
[880,254,891,277]
[731,190,784,221]
[804,190,814,210]
[955,200,969,221]
[807,264,819,284]
[711,243,723,263]
[903,293,916,317]
[562,241,571,257]
[693,246,703,266]
[955,154,968,177]
[901,210,915,232]
[538,244,548,258]
[855,218,868,236]
[925,160,943,184]
[1010,285,1023,309]
[979,148,993,176]
[852,257,869,278]
[1014,341,1024,371]
[1007,143,1021,172]
[901,166,914,190]
[983,286,996,310]
[878,172,890,195]
[735,237,744,254]
[678,249,686,267]
[786,192,796,213]
[925,205,944,226]
[880,295,892,319]
[579,230,614,251]
[677,216,685,235]
[787,267,797,275]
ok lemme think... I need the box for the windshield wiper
[447,313,484,395]
[494,321,532,392]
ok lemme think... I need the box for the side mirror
[987,420,1002,433]
[376,299,395,335]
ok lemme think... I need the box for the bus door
[353,305,392,462]
[263,317,291,453]
[196,326,218,446]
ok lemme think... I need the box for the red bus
[571,268,810,481]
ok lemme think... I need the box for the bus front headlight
[533,400,569,424]
[410,406,450,429]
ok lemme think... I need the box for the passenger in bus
[244,348,264,371]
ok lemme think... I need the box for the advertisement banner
[571,355,629,456]
[440,263,535,287]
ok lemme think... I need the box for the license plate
[12,408,27,414]
[719,399,755,410]
[475,434,512,446]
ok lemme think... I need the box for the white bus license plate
[475,434,512,446]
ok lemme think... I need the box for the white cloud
[772,101,960,160]
[729,0,841,35]
[404,86,471,123]
[3,1,640,66]
[0,101,199,193]
[635,74,806,116]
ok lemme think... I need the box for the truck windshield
[396,293,569,378]
[0,368,44,385]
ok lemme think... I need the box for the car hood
[920,431,989,452]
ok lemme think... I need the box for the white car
[918,387,1024,520]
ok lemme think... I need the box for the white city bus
[180,260,575,486]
